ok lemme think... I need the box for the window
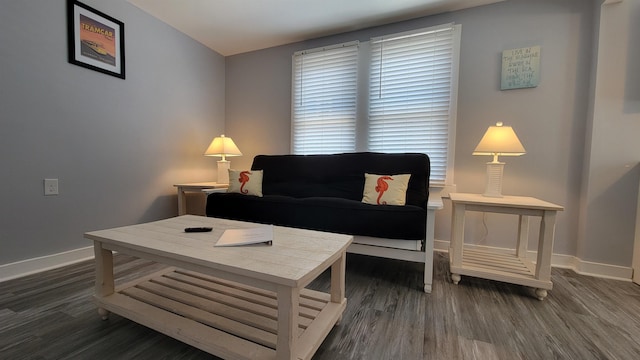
[292,24,460,185]
[369,25,459,184]
[291,42,359,155]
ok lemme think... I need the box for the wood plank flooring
[1,251,640,359]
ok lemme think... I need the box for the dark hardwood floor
[1,251,640,360]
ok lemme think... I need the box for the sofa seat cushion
[206,193,426,240]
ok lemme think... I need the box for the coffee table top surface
[85,215,352,288]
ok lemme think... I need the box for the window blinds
[369,24,458,184]
[291,42,359,155]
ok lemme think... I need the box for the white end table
[448,193,563,300]
[174,182,228,215]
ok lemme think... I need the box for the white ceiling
[127,0,504,56]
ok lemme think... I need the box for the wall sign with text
[67,0,125,79]
[501,46,540,90]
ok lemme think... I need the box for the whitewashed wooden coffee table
[85,215,352,360]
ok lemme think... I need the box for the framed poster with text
[501,46,540,90]
[67,0,125,79]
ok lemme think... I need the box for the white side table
[448,193,563,300]
[174,182,228,215]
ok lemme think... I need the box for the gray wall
[579,0,640,266]
[3,0,638,270]
[0,0,225,264]
[224,1,600,261]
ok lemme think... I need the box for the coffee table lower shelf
[95,267,346,360]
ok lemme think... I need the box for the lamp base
[483,162,504,198]
[217,160,231,184]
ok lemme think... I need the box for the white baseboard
[434,239,633,281]
[0,246,94,283]
[2,240,633,283]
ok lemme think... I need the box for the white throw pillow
[362,173,411,206]
[227,170,263,197]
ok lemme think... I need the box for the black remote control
[184,227,213,233]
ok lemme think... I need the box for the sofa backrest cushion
[250,152,430,210]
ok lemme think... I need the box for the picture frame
[67,0,125,79]
[500,46,540,90]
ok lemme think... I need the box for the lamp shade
[473,122,526,160]
[204,134,242,161]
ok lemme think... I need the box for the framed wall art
[67,0,125,79]
[501,46,540,90]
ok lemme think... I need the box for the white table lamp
[473,122,525,197]
[204,134,242,184]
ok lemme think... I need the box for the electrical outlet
[44,178,59,195]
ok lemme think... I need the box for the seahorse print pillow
[227,170,263,197]
[362,173,411,206]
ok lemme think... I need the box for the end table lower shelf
[449,247,552,300]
